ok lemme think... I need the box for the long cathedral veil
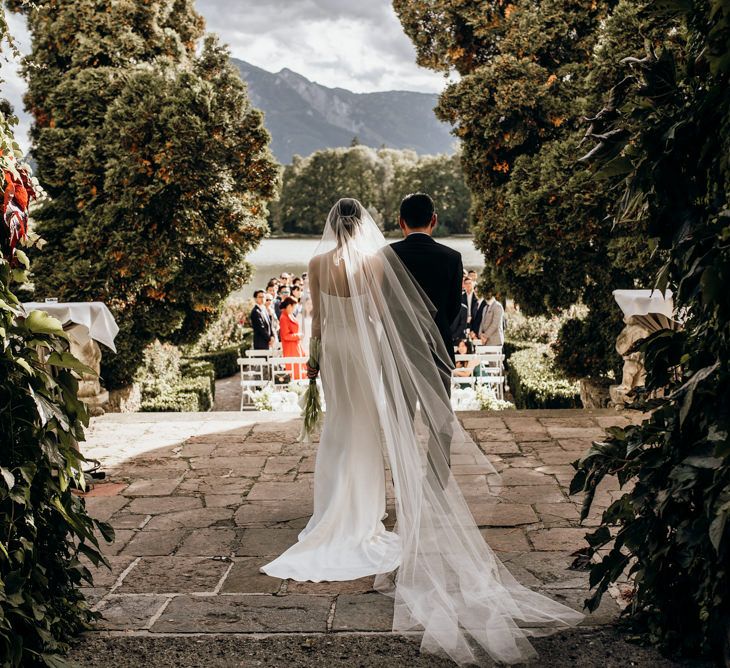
[308,199,583,665]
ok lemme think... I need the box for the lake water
[233,236,484,299]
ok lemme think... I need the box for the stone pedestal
[65,324,109,416]
[579,377,612,409]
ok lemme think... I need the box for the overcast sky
[2,1,449,153]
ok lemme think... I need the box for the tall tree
[394,0,657,378]
[11,0,279,388]
[572,0,729,658]
[272,145,470,235]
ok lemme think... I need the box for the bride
[261,198,583,664]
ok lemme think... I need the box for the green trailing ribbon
[298,337,322,443]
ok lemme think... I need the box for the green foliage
[570,0,730,658]
[137,340,216,412]
[14,1,279,390]
[0,89,112,665]
[394,0,659,378]
[506,345,581,409]
[184,342,244,379]
[185,300,251,354]
[272,145,470,234]
[505,307,585,346]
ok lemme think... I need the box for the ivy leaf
[0,467,15,490]
[46,351,96,377]
[709,501,729,553]
[23,310,67,338]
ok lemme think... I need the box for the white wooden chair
[453,353,506,399]
[268,356,309,390]
[237,357,271,410]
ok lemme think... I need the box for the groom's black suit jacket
[390,233,464,364]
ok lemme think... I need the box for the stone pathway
[76,409,641,665]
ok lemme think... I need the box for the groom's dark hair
[400,193,434,229]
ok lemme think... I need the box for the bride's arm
[308,256,321,340]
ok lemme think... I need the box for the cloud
[196,0,449,93]
[2,1,449,153]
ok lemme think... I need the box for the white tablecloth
[613,289,674,319]
[21,301,119,352]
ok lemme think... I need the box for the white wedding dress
[262,292,401,581]
[261,199,583,665]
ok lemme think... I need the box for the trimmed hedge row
[141,360,216,412]
[184,342,243,379]
[506,344,581,409]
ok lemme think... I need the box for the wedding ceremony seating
[452,350,506,399]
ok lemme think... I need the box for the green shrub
[507,344,581,409]
[135,340,182,402]
[503,338,540,360]
[1,102,112,665]
[186,302,252,354]
[140,390,199,413]
[180,358,216,398]
[184,342,244,379]
[570,0,729,658]
[176,375,213,412]
[140,356,215,412]
[505,308,585,345]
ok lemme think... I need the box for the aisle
[78,409,635,645]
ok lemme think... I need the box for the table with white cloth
[21,301,119,414]
[610,289,676,406]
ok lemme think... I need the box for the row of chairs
[238,345,506,410]
[453,346,506,400]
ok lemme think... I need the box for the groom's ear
[430,213,438,231]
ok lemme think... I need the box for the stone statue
[66,324,109,416]
[609,317,650,407]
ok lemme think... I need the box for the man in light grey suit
[478,289,505,346]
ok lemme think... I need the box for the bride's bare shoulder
[308,249,336,272]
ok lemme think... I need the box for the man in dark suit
[250,290,274,350]
[390,193,463,480]
[461,275,480,332]
[390,193,464,367]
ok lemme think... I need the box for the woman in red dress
[278,296,305,379]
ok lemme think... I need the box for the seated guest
[279,296,305,379]
[454,339,479,378]
[250,290,274,350]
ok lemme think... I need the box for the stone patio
[77,409,638,663]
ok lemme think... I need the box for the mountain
[232,59,456,164]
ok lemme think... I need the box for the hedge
[503,338,540,360]
[141,359,216,412]
[184,342,243,379]
[507,344,581,409]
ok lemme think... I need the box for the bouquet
[297,337,322,443]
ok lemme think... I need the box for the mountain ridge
[232,59,456,164]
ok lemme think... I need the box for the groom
[390,192,464,377]
[390,193,463,477]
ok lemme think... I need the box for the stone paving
[79,409,638,655]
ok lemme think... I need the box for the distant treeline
[269,145,471,235]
